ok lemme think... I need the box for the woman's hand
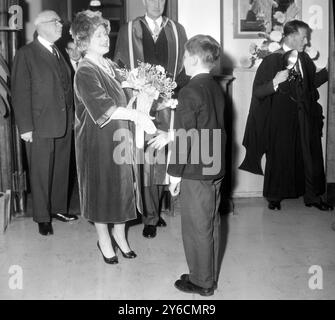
[110,108,156,134]
[147,130,171,150]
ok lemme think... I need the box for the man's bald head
[35,10,63,43]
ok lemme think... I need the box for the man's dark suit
[11,39,73,223]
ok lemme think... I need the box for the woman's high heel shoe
[112,238,137,259]
[97,241,118,264]
[118,246,137,259]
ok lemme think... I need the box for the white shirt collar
[191,71,210,79]
[70,58,82,71]
[37,35,54,53]
[283,43,292,53]
[145,15,163,33]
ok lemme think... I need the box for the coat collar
[190,73,213,81]
[32,39,70,82]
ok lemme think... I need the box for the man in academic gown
[240,20,332,211]
[114,0,188,238]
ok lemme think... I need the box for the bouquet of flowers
[120,61,178,148]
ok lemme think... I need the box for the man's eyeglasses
[40,19,64,26]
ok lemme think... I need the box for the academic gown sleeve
[239,53,283,175]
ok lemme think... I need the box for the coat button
[62,108,66,111]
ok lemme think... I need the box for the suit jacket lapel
[32,40,62,82]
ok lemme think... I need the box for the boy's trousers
[180,177,223,289]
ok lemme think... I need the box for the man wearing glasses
[11,10,78,236]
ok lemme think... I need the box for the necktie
[295,59,303,80]
[152,20,160,42]
[51,45,60,60]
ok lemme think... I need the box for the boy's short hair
[185,35,221,69]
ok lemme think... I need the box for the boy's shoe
[180,274,217,290]
[174,279,214,296]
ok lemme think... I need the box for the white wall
[24,0,42,43]
[178,0,221,43]
[126,0,145,21]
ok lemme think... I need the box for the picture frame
[233,0,302,39]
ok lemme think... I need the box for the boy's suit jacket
[168,73,226,180]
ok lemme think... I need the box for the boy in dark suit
[168,35,226,296]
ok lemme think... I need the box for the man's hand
[147,130,172,150]
[21,131,33,143]
[273,70,289,87]
[169,182,180,197]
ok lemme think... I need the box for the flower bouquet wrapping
[120,62,178,148]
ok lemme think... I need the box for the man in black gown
[240,20,333,212]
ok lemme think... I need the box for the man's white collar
[283,43,292,52]
[145,15,163,32]
[37,35,54,53]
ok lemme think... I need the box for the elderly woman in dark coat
[71,10,156,264]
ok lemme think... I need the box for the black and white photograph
[0,0,335,304]
[233,0,302,38]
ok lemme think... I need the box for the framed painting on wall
[233,0,302,39]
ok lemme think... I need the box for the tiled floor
[1,197,335,300]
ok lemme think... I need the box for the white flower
[143,86,160,100]
[129,68,138,78]
[269,30,282,42]
[273,25,284,34]
[249,43,258,55]
[240,56,253,68]
[305,46,319,60]
[268,42,281,52]
[273,11,286,24]
[155,65,165,74]
[165,99,178,109]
